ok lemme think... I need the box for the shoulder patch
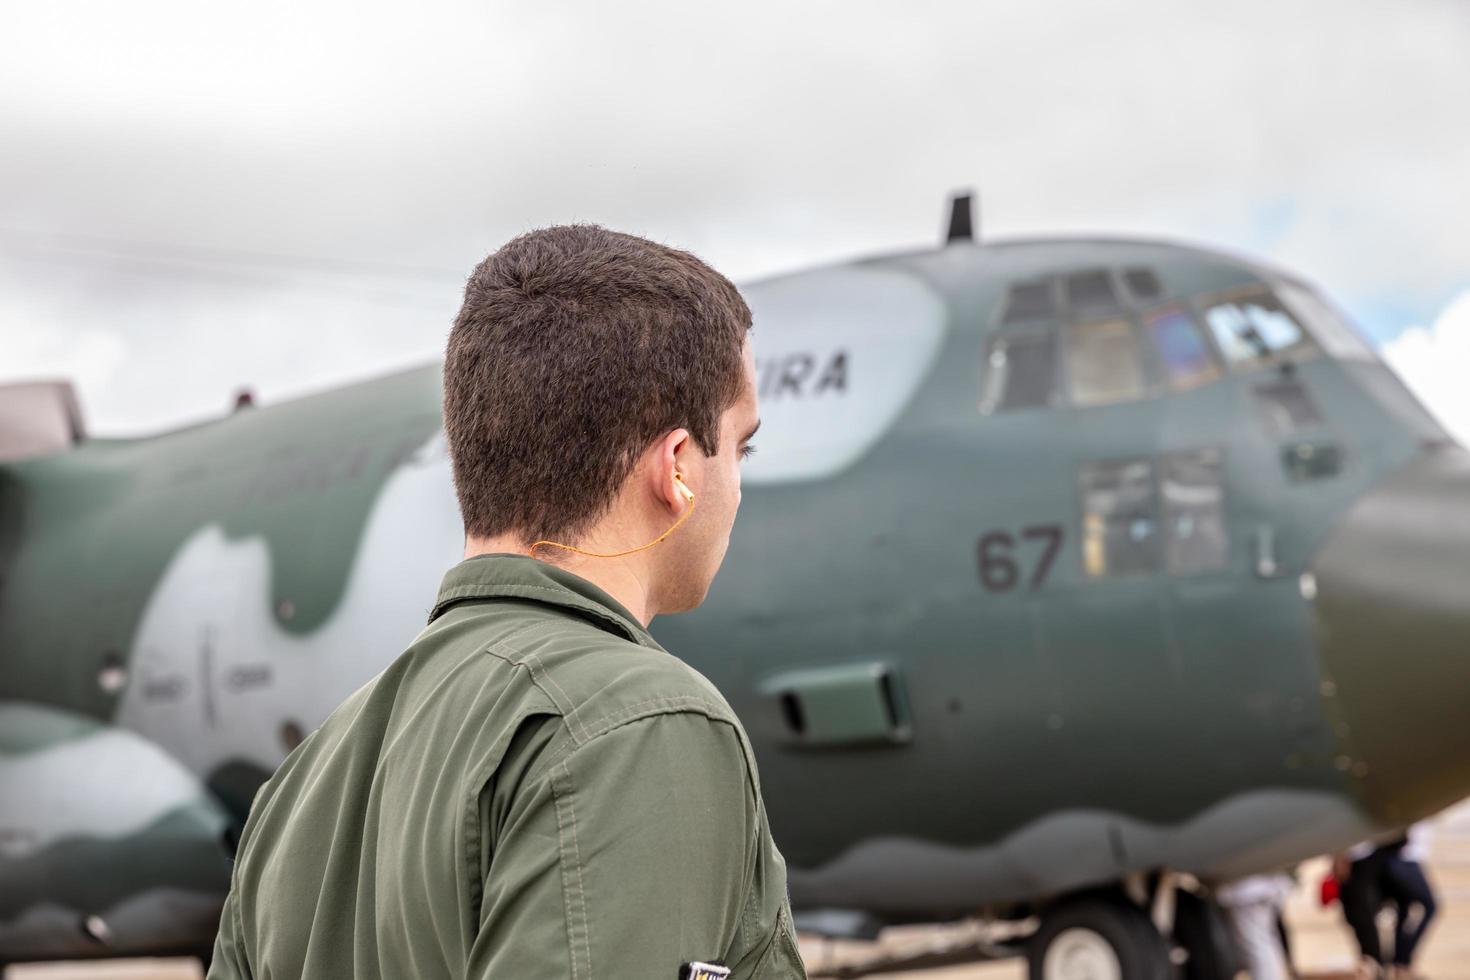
[679,962,731,980]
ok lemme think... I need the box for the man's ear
[652,428,693,508]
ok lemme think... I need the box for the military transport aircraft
[2,197,1467,979]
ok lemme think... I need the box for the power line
[0,226,465,285]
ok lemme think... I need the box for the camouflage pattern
[0,702,231,959]
[1,234,1466,963]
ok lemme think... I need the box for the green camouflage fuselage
[2,236,1467,961]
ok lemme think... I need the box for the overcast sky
[2,0,1468,440]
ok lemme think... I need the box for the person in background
[1381,823,1437,979]
[1275,869,1298,978]
[1218,872,1294,980]
[1336,822,1438,979]
[1337,840,1389,976]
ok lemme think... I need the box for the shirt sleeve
[467,710,763,979]
[204,873,251,980]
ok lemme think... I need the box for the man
[208,225,806,979]
[1382,823,1437,979]
[1217,872,1294,980]
[1337,825,1438,979]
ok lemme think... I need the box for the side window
[1079,458,1159,577]
[1065,318,1147,407]
[981,330,1058,413]
[1162,449,1228,574]
[1201,288,1319,370]
[1146,306,1221,392]
[1282,441,1345,482]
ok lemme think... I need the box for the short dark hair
[443,224,752,544]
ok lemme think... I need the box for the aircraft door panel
[1164,575,1338,794]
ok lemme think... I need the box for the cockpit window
[1201,288,1319,370]
[1146,306,1221,392]
[1123,267,1163,303]
[1062,269,1122,318]
[988,277,1347,415]
[1001,279,1058,325]
[981,329,1058,413]
[1065,318,1147,407]
[1275,281,1376,360]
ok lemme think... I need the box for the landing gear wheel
[1173,890,1238,980]
[1028,898,1170,980]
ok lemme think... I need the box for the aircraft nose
[1311,443,1470,825]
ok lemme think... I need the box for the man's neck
[464,535,656,627]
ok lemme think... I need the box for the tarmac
[8,803,1469,980]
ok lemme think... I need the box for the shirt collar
[429,553,663,651]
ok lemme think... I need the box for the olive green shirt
[207,554,805,979]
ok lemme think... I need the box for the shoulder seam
[482,621,602,741]
[483,619,623,671]
[485,620,700,747]
[526,650,590,742]
[546,696,740,769]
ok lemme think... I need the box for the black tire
[1028,897,1171,980]
[1173,890,1238,980]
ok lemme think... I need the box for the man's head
[444,225,759,615]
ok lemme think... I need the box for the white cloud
[1381,291,1470,449]
[8,319,128,399]
[0,257,453,433]
[1,0,1468,432]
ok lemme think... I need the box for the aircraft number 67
[976,524,1064,592]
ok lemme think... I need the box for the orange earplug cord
[528,479,695,560]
